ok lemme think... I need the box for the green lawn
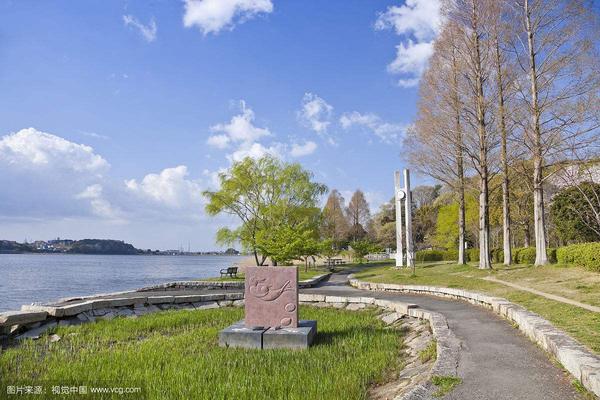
[204,260,393,282]
[204,268,329,282]
[0,306,404,400]
[354,262,600,354]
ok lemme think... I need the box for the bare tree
[345,190,371,241]
[507,0,600,265]
[321,189,349,248]
[491,0,515,265]
[445,0,500,269]
[407,21,469,265]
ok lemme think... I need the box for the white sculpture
[394,169,415,268]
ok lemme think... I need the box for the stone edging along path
[348,276,600,398]
[137,273,332,291]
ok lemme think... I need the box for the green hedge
[547,248,557,263]
[472,247,557,265]
[491,249,504,263]
[415,249,461,262]
[466,248,479,262]
[443,249,459,261]
[556,243,600,272]
[415,250,445,262]
[416,246,566,265]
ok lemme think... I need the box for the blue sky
[0,0,441,250]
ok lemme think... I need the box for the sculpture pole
[394,171,404,268]
[404,169,415,269]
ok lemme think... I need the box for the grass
[204,260,393,282]
[204,268,329,282]
[0,306,404,400]
[354,262,600,354]
[431,376,462,397]
[419,340,437,363]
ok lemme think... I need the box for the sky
[0,0,443,251]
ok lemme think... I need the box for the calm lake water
[0,254,248,312]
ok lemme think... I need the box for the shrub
[516,247,536,264]
[443,249,459,262]
[491,249,504,263]
[556,242,600,272]
[416,250,444,262]
[466,248,479,262]
[547,248,557,264]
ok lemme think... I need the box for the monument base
[219,320,317,350]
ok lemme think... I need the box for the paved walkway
[306,270,582,400]
[482,276,600,313]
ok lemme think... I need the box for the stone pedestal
[218,321,267,349]
[263,320,317,349]
[219,320,317,350]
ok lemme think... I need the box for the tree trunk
[472,0,492,269]
[458,183,467,265]
[533,160,548,264]
[452,50,467,266]
[479,170,492,269]
[494,38,512,265]
[524,0,548,265]
[253,250,260,266]
[524,223,531,247]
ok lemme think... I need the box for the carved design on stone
[248,277,291,301]
[245,266,299,329]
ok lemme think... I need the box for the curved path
[303,270,583,400]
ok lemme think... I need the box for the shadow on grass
[313,326,392,348]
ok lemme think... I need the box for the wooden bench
[220,267,238,278]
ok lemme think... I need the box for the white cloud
[206,134,230,149]
[387,40,434,82]
[0,128,109,174]
[207,101,271,147]
[125,166,204,209]
[228,141,284,163]
[298,93,333,135]
[123,15,157,42]
[340,112,407,143]
[206,101,293,162]
[80,131,110,140]
[290,141,317,157]
[375,0,441,40]
[375,0,442,88]
[183,0,273,35]
[76,184,121,220]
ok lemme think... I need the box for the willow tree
[407,21,469,265]
[203,156,327,266]
[507,0,600,265]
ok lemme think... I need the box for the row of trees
[203,156,380,266]
[406,0,600,268]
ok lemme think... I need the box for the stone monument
[219,266,317,349]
